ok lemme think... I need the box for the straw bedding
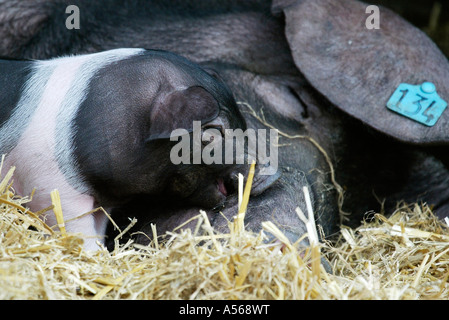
[1,162,449,300]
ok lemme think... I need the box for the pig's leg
[35,191,106,251]
[3,155,106,250]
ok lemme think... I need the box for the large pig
[1,0,449,251]
[0,48,278,250]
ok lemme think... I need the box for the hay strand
[50,189,66,235]
[234,160,256,235]
[1,162,449,299]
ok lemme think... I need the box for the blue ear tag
[386,82,447,126]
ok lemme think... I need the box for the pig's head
[272,0,449,145]
[73,49,260,209]
[108,0,449,251]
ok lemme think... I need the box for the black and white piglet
[0,48,249,250]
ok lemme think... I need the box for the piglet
[0,48,251,250]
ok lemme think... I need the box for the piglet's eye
[202,125,225,137]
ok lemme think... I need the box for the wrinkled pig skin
[1,0,449,251]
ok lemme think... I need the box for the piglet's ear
[274,0,449,145]
[147,86,220,141]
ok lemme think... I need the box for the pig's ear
[147,86,220,141]
[273,0,449,145]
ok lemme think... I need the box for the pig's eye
[202,125,225,137]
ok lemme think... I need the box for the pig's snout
[180,172,235,209]
[216,177,228,196]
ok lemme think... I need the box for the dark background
[370,0,449,57]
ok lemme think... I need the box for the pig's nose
[216,177,228,196]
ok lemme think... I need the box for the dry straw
[1,157,449,299]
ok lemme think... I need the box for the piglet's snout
[216,178,228,196]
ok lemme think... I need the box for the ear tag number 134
[386,82,447,127]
